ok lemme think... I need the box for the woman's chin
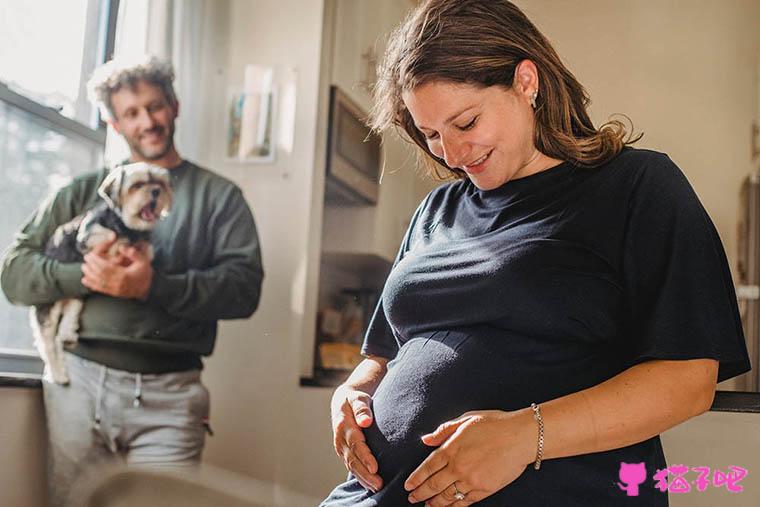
[468,175,502,191]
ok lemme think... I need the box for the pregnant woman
[321,1,751,505]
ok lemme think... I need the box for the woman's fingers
[344,395,378,472]
[332,394,383,492]
[421,416,468,446]
[343,438,383,493]
[404,449,449,492]
[349,439,379,475]
[350,393,374,427]
[405,467,458,504]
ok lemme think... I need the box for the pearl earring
[530,89,538,109]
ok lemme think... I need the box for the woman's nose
[440,136,469,168]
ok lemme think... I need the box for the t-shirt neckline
[471,160,574,202]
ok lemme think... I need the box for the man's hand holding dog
[82,235,153,300]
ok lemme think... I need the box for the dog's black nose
[151,188,161,198]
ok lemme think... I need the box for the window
[0,0,119,372]
[0,0,119,128]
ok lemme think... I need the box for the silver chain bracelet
[530,402,544,470]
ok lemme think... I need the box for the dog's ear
[98,168,124,209]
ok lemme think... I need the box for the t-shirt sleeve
[361,296,398,359]
[621,153,750,383]
[361,193,432,360]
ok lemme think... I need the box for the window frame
[0,0,120,377]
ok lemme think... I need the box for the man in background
[0,56,264,506]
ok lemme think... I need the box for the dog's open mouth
[140,203,159,222]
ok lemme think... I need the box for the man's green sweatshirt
[0,160,264,373]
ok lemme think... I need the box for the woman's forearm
[535,358,717,463]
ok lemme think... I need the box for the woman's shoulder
[601,148,707,225]
[601,147,691,196]
[602,147,674,174]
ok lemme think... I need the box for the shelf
[299,368,353,388]
[710,391,760,413]
[321,251,393,281]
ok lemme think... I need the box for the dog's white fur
[31,162,172,384]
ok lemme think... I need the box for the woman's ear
[514,60,540,99]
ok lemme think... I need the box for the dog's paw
[43,366,70,385]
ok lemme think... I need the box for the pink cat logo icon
[618,462,647,496]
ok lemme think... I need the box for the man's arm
[144,186,263,321]
[1,186,90,306]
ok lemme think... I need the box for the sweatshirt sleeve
[1,184,90,306]
[145,186,264,321]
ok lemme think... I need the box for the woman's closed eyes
[422,116,479,140]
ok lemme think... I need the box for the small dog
[31,162,172,384]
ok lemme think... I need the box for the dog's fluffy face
[98,162,173,231]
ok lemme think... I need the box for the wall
[0,387,47,507]
[189,0,343,502]
[661,411,760,506]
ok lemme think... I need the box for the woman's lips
[462,150,492,175]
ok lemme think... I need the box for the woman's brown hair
[370,0,641,180]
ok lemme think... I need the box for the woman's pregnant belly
[363,327,618,494]
[321,328,662,506]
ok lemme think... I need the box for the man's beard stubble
[128,122,176,161]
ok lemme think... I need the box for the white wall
[189,0,344,501]
[661,411,760,507]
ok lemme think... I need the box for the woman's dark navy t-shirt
[320,148,750,506]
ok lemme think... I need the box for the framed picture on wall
[225,65,276,164]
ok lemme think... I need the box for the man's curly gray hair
[87,55,178,121]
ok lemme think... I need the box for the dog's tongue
[140,206,157,221]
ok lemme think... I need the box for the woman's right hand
[331,387,383,493]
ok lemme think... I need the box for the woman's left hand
[404,409,536,505]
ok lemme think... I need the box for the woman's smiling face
[402,78,542,190]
